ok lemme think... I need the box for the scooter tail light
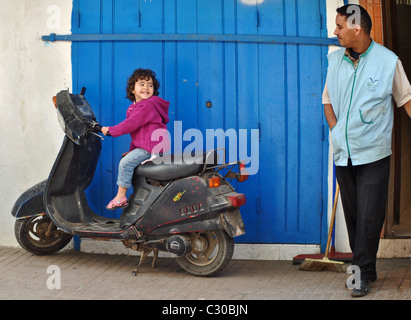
[238,171,249,183]
[208,176,220,188]
[237,162,249,182]
[227,193,246,207]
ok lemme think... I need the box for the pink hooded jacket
[108,96,170,153]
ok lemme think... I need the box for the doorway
[383,0,411,238]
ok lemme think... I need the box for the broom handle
[324,183,340,259]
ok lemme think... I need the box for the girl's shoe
[106,197,129,210]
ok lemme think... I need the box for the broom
[299,183,346,272]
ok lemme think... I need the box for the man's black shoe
[351,280,370,297]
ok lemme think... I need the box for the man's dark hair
[126,68,160,102]
[337,4,372,35]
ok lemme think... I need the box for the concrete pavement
[0,246,410,301]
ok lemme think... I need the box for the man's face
[334,13,356,48]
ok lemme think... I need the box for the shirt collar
[344,39,375,61]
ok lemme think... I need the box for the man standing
[323,4,411,297]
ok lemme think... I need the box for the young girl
[101,68,170,210]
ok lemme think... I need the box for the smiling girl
[101,68,170,210]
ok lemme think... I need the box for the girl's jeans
[117,148,150,189]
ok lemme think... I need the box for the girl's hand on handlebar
[101,126,110,136]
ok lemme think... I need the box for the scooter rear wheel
[176,230,234,277]
[14,215,73,255]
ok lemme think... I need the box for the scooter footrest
[119,226,143,240]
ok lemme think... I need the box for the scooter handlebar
[88,122,112,137]
[88,122,102,134]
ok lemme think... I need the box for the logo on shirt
[367,78,379,92]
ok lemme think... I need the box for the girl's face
[132,77,154,102]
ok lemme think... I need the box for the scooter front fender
[11,180,47,219]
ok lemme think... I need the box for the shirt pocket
[359,105,385,124]
[330,119,345,155]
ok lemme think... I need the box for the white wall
[0,0,72,246]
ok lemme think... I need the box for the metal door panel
[69,0,329,244]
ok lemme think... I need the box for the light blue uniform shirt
[326,41,398,166]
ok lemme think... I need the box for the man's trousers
[335,156,390,281]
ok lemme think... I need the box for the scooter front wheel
[176,230,234,277]
[14,215,73,255]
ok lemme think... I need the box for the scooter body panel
[44,135,101,230]
[119,175,164,229]
[136,176,209,235]
[135,175,246,238]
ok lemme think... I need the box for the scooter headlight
[54,96,67,133]
[56,108,66,133]
[55,104,80,145]
[53,91,88,145]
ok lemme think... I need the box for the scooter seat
[135,152,218,181]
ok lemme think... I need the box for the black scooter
[11,88,248,276]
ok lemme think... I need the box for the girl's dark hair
[337,4,372,35]
[126,68,160,102]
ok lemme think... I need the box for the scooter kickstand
[131,247,159,276]
[132,251,147,276]
[152,249,159,269]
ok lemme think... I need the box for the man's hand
[324,104,337,130]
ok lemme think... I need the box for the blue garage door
[64,0,331,244]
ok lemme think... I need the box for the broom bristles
[299,257,347,272]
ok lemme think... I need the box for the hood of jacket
[147,95,170,124]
